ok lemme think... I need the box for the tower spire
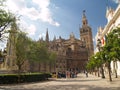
[46,28,49,43]
[83,10,86,18]
[82,10,88,26]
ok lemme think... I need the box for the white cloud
[19,20,36,36]
[32,0,60,27]
[6,0,26,13]
[27,25,36,35]
[32,0,50,9]
[6,0,60,27]
[112,0,120,3]
[23,7,40,20]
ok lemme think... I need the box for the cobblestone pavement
[0,73,120,90]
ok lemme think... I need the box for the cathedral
[0,11,94,73]
[45,11,94,73]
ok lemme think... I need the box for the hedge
[0,73,51,84]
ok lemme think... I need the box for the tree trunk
[108,62,112,82]
[44,62,46,72]
[114,61,118,78]
[18,65,22,74]
[18,65,22,83]
[95,71,97,76]
[49,62,51,72]
[100,64,105,78]
[91,69,94,75]
[115,69,118,78]
[97,68,100,77]
[39,62,41,72]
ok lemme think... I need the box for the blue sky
[0,0,119,50]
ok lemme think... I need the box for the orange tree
[104,27,120,79]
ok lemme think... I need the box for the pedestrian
[66,71,69,78]
[85,71,88,77]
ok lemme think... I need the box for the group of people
[66,71,78,78]
[52,70,88,78]
[57,71,78,78]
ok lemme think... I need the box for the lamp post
[97,39,105,79]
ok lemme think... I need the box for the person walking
[85,71,88,77]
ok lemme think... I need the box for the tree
[0,0,14,40]
[87,28,120,81]
[27,41,50,72]
[100,28,120,81]
[105,28,120,79]
[48,51,57,72]
[94,52,104,77]
[26,41,57,72]
[111,28,120,60]
[86,52,105,77]
[86,55,96,73]
[102,44,113,81]
[28,41,49,62]
[15,31,30,73]
[7,17,30,73]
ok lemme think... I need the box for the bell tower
[80,10,94,57]
[82,10,88,26]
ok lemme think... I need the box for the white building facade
[95,4,120,75]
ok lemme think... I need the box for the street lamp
[97,39,105,79]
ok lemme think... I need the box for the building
[47,11,93,73]
[49,32,88,73]
[0,11,94,73]
[95,4,120,75]
[80,11,94,57]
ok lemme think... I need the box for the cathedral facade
[48,33,88,72]
[47,11,94,73]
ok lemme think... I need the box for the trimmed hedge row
[0,73,51,84]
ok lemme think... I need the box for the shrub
[0,73,51,84]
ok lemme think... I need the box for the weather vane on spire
[83,10,86,15]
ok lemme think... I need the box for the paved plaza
[0,73,120,90]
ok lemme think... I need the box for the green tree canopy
[0,0,14,39]
[27,41,49,63]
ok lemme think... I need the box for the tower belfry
[80,10,94,57]
[82,10,88,26]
